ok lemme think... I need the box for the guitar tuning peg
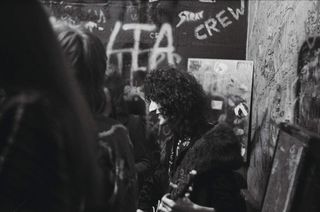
[189,170,197,175]
[184,192,190,198]
[188,186,193,192]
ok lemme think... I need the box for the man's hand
[157,193,194,212]
[157,193,215,212]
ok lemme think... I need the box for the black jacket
[139,122,246,212]
[0,93,82,211]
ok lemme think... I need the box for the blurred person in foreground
[0,1,104,211]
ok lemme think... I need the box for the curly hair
[144,68,209,139]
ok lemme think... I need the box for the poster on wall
[187,58,253,161]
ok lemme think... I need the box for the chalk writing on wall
[176,10,204,28]
[261,125,306,212]
[107,21,181,84]
[44,1,183,85]
[246,1,320,210]
[44,0,248,84]
[194,0,245,40]
[305,9,320,36]
[48,3,109,31]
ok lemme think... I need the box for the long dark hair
[56,24,107,115]
[0,1,103,209]
[296,36,320,133]
[144,68,209,139]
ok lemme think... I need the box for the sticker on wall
[188,58,254,161]
[211,100,223,110]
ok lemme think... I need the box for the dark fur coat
[169,122,245,212]
[138,122,245,212]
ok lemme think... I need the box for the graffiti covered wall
[246,0,320,209]
[43,0,248,154]
[43,0,247,85]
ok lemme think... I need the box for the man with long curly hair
[140,68,245,212]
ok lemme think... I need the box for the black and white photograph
[0,1,319,212]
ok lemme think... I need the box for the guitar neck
[171,170,197,200]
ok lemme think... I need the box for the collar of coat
[169,122,243,198]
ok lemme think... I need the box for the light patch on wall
[211,100,223,110]
[199,0,216,3]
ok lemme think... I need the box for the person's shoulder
[127,114,145,126]
[0,91,53,123]
[95,115,122,128]
[204,121,235,139]
[1,91,42,109]
[204,121,242,169]
[96,115,130,138]
[94,114,125,127]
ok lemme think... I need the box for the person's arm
[127,115,151,174]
